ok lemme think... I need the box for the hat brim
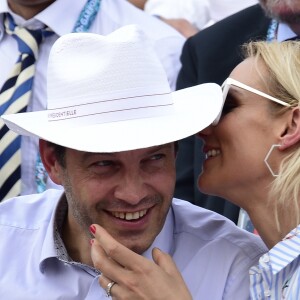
[2,83,222,152]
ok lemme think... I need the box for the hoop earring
[264,144,280,177]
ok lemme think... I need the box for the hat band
[47,92,174,126]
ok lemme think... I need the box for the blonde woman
[90,41,300,299]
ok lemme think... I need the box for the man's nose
[114,172,148,205]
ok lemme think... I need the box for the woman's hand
[90,224,192,300]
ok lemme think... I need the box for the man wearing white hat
[0,0,185,202]
[0,26,266,299]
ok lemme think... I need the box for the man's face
[259,0,300,24]
[58,144,176,254]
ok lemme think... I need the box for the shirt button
[264,290,271,297]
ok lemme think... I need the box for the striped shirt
[249,224,300,299]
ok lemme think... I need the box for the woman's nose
[197,125,213,139]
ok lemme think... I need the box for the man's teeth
[111,210,147,220]
[206,149,221,158]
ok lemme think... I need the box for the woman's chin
[197,177,216,195]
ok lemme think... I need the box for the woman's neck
[247,202,298,249]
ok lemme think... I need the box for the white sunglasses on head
[212,77,291,126]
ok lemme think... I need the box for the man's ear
[39,139,63,185]
[279,107,300,150]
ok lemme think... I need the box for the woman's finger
[91,238,128,280]
[90,225,192,299]
[91,224,149,269]
[152,247,183,275]
[152,248,192,298]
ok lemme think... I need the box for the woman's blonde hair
[244,41,300,231]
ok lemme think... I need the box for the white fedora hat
[2,25,222,152]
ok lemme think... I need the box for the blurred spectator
[144,0,258,37]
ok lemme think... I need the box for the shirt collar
[268,224,300,274]
[36,0,89,36]
[0,0,89,38]
[39,192,67,273]
[277,22,298,41]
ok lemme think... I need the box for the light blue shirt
[0,189,267,299]
[250,225,300,299]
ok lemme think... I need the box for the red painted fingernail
[90,225,96,235]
